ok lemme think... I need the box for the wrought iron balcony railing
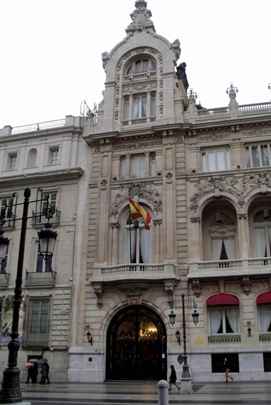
[31,209,61,228]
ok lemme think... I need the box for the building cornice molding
[0,126,83,144]
[0,167,84,188]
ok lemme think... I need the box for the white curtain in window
[208,152,217,171]
[225,307,239,333]
[131,154,145,177]
[224,239,235,258]
[120,156,129,178]
[255,227,267,257]
[209,309,223,334]
[258,304,271,332]
[216,150,226,171]
[140,228,152,263]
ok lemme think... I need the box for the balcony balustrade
[208,334,241,344]
[25,271,56,288]
[92,263,177,284]
[188,257,271,280]
[0,272,9,289]
[259,333,271,343]
[32,209,61,228]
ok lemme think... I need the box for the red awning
[207,293,239,306]
[256,292,271,305]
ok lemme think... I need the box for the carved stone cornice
[190,172,271,213]
[0,167,84,188]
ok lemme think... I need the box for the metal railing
[12,119,66,135]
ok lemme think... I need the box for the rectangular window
[130,154,146,177]
[246,144,271,168]
[258,304,271,332]
[120,156,129,178]
[132,94,147,119]
[36,254,53,273]
[48,145,60,165]
[211,353,239,373]
[209,306,239,335]
[202,148,230,172]
[27,298,50,345]
[263,352,271,372]
[7,152,17,170]
[33,190,58,226]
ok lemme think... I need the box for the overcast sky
[1,0,270,128]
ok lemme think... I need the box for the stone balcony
[91,263,179,306]
[25,271,56,289]
[0,273,9,289]
[188,257,271,280]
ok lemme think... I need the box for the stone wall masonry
[50,288,72,348]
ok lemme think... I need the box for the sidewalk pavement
[21,381,271,404]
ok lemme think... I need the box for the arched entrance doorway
[106,305,167,380]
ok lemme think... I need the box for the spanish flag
[129,198,152,230]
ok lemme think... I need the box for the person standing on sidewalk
[40,359,50,384]
[169,365,180,391]
[224,357,233,383]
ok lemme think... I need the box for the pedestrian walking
[169,365,180,391]
[224,357,233,384]
[25,360,38,383]
[40,358,50,384]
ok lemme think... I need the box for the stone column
[111,223,119,264]
[238,213,249,259]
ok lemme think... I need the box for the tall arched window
[27,148,37,168]
[118,207,152,265]
[253,209,271,257]
[122,55,157,124]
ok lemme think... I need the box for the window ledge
[208,334,241,344]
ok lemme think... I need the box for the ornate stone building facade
[69,1,271,382]
[1,0,271,383]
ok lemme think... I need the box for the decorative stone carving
[164,280,177,308]
[165,171,174,183]
[191,279,201,297]
[100,179,108,189]
[126,1,155,34]
[111,184,162,219]
[241,276,252,295]
[102,51,110,70]
[190,172,271,213]
[170,39,181,63]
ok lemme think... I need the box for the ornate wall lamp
[85,326,93,345]
[247,321,252,337]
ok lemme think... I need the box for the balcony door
[106,305,167,380]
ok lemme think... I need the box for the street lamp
[169,294,200,393]
[0,188,57,403]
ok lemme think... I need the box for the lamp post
[169,293,199,394]
[0,188,57,403]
